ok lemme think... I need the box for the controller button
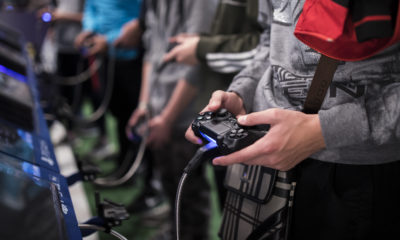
[197,116,204,120]
[199,112,205,116]
[238,129,244,133]
[230,129,237,134]
[229,133,235,138]
[233,124,240,129]
[237,133,243,137]
[217,108,228,116]
[206,111,213,116]
[206,115,212,120]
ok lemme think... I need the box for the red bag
[294,0,400,61]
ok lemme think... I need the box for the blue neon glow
[0,64,27,82]
[200,132,216,144]
[42,12,52,22]
[22,162,41,177]
[204,141,218,150]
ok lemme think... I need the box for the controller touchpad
[203,122,231,135]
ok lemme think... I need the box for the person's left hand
[163,34,200,65]
[86,35,108,56]
[212,108,326,171]
[147,115,172,149]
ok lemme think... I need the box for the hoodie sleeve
[227,26,271,113]
[197,32,260,74]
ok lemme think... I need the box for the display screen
[0,121,34,162]
[0,159,68,240]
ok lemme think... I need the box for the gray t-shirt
[228,0,400,165]
[143,0,218,130]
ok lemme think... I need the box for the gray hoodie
[228,0,400,165]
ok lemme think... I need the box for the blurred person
[111,1,169,220]
[163,0,262,208]
[38,0,88,143]
[126,0,218,239]
[74,0,143,166]
[39,0,84,76]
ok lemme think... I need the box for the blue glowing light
[200,132,216,144]
[0,64,27,82]
[204,141,218,150]
[42,12,52,23]
[22,162,41,178]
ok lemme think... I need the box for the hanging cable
[51,57,103,86]
[78,223,127,240]
[175,142,219,240]
[56,49,116,127]
[93,132,147,187]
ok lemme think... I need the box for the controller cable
[40,40,115,127]
[175,142,219,240]
[62,50,115,127]
[93,114,149,187]
[50,57,103,86]
[78,223,127,240]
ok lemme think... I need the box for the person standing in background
[126,0,218,239]
[74,0,143,168]
[163,0,262,209]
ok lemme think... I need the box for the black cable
[175,143,219,240]
[58,52,115,127]
[78,223,127,240]
[51,58,103,86]
[175,172,188,240]
[93,132,147,187]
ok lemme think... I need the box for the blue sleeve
[82,0,96,32]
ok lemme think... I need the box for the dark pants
[100,56,142,163]
[153,131,211,240]
[291,159,400,240]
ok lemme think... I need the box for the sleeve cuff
[227,76,258,113]
[196,35,215,63]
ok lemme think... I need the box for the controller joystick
[192,109,269,155]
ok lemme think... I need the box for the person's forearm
[54,11,83,22]
[160,79,198,124]
[138,62,151,107]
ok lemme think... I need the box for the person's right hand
[74,31,94,49]
[185,90,246,144]
[126,107,148,140]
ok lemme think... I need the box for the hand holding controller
[130,114,149,142]
[191,109,269,155]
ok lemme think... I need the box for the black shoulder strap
[302,55,340,114]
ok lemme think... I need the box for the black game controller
[191,109,269,155]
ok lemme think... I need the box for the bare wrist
[138,101,148,110]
